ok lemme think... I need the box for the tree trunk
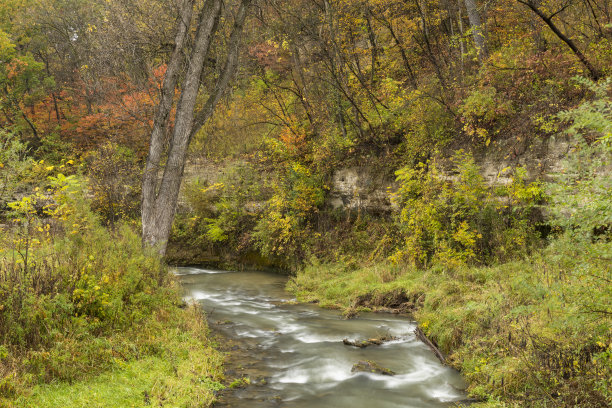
[142,0,251,254]
[464,0,488,62]
[457,0,466,72]
[141,0,195,251]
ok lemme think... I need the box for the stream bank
[289,251,612,407]
[177,267,469,408]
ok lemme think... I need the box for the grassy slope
[289,238,612,407]
[9,305,224,408]
[0,182,225,408]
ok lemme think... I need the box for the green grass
[0,183,225,407]
[20,357,199,407]
[289,238,612,407]
[9,306,225,408]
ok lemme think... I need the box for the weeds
[0,172,223,405]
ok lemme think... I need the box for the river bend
[177,267,467,408]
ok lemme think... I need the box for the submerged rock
[351,360,396,376]
[342,335,398,348]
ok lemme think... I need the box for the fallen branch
[414,326,446,364]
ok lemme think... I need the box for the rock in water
[342,335,398,348]
[351,360,395,376]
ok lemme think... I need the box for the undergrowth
[0,172,224,406]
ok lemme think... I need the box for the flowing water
[177,267,468,408]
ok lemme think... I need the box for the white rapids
[178,267,468,408]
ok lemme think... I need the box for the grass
[288,238,612,407]
[19,357,204,407]
[0,181,226,407]
[8,305,225,408]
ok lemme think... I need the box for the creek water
[177,267,468,408]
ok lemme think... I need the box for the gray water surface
[177,267,467,408]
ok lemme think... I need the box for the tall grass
[0,177,222,405]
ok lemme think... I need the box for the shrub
[391,151,542,268]
[179,162,265,248]
[0,132,32,208]
[85,142,142,225]
[548,77,612,242]
[253,162,324,265]
[459,87,513,145]
[0,172,175,391]
[399,90,455,163]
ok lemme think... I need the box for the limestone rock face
[328,167,396,214]
[182,132,576,217]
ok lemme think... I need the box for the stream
[177,267,468,408]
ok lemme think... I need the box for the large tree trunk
[141,0,196,251]
[464,0,488,62]
[142,0,251,254]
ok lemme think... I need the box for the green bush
[391,151,542,268]
[253,161,324,265]
[397,90,455,164]
[85,142,143,225]
[0,132,32,208]
[459,86,513,145]
[0,172,177,392]
[548,77,612,242]
[175,162,265,251]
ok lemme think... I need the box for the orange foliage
[279,126,307,154]
[30,68,167,156]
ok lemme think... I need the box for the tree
[464,0,488,62]
[141,0,252,254]
[0,29,53,144]
[517,0,602,80]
